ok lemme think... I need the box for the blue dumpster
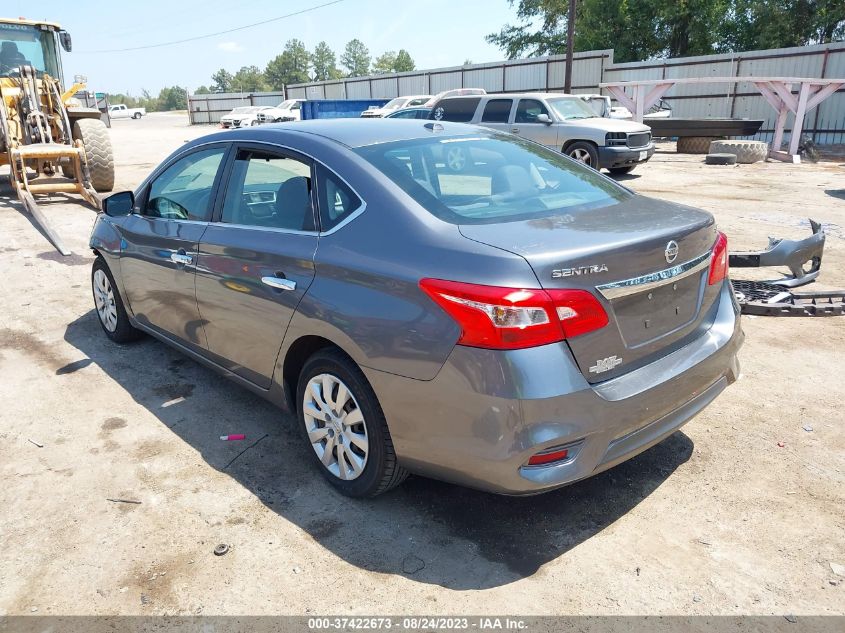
[301,99,390,120]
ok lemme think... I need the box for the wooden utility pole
[564,0,577,93]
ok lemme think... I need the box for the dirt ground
[0,113,843,616]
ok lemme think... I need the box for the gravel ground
[0,113,843,616]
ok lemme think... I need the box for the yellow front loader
[0,17,114,255]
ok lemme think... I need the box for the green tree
[341,38,370,76]
[157,86,188,111]
[394,49,415,72]
[312,41,342,81]
[211,68,234,92]
[194,85,212,95]
[719,0,845,51]
[231,65,268,92]
[487,0,844,63]
[265,39,311,89]
[373,50,397,74]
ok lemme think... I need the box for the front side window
[354,134,630,225]
[514,99,550,124]
[221,149,315,231]
[316,165,362,232]
[144,148,226,221]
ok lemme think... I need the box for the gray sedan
[90,119,743,497]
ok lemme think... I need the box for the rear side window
[431,97,481,123]
[515,99,550,123]
[481,99,513,123]
[220,150,315,231]
[407,97,429,107]
[316,165,362,231]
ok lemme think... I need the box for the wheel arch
[280,334,357,412]
[562,138,598,153]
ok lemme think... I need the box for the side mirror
[103,191,134,217]
[537,113,552,124]
[59,31,72,52]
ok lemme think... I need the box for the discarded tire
[705,153,737,165]
[677,136,725,154]
[709,139,768,164]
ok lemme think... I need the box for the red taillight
[527,448,569,466]
[708,231,728,285]
[419,278,608,350]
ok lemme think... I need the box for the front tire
[91,257,143,344]
[297,349,408,497]
[609,165,635,175]
[565,141,599,169]
[71,119,115,192]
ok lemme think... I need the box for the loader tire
[709,139,768,164]
[676,136,725,154]
[68,119,115,192]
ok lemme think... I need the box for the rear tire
[565,141,599,169]
[133,112,141,119]
[296,349,408,498]
[91,257,143,344]
[677,136,725,154]
[70,118,115,192]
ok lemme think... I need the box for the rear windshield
[354,133,630,224]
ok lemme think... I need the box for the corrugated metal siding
[193,43,845,143]
[345,80,371,99]
[187,91,285,124]
[370,76,399,98]
[463,67,504,92]
[429,71,462,92]
[505,62,546,91]
[398,74,428,95]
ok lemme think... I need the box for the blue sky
[11,0,519,94]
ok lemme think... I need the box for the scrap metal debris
[27,438,44,448]
[107,498,142,504]
[731,280,845,316]
[214,544,230,556]
[729,219,825,288]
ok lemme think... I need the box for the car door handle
[261,276,296,291]
[170,252,193,265]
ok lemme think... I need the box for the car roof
[192,119,490,149]
[439,92,577,100]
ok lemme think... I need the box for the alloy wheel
[302,373,369,481]
[570,148,592,165]
[93,269,118,332]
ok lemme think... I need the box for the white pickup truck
[108,104,146,120]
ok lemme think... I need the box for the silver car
[90,119,742,498]
[430,92,655,174]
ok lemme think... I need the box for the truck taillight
[419,279,608,350]
[708,231,728,285]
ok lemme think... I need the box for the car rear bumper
[364,282,742,495]
[598,143,655,169]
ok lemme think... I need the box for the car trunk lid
[458,196,722,383]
